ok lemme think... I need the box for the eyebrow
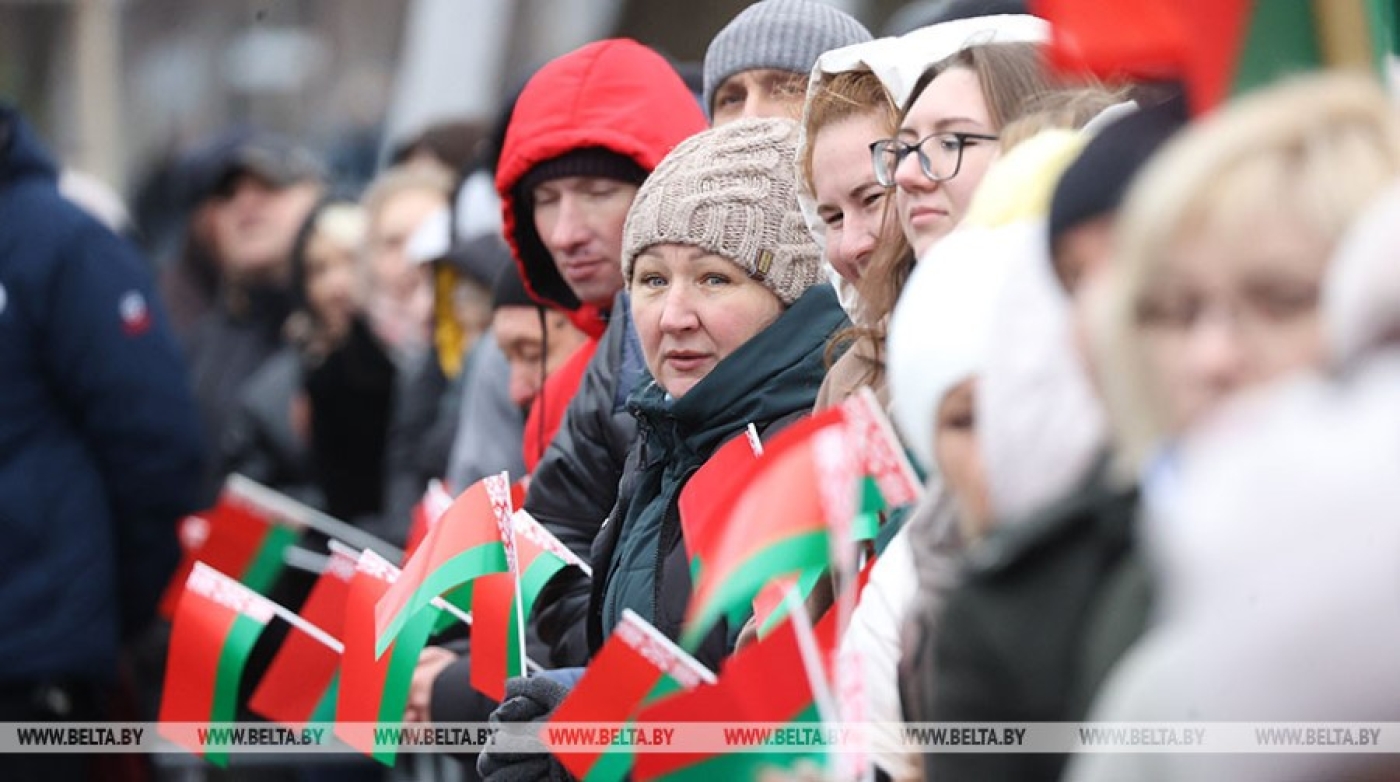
[899,116,991,136]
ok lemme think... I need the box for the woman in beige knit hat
[573,117,850,667]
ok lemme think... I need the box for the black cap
[1047,95,1187,251]
[181,127,324,206]
[514,147,648,201]
[441,234,514,291]
[492,258,542,311]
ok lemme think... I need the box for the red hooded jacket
[496,39,705,466]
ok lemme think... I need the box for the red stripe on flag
[248,551,354,728]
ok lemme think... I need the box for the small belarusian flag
[470,509,589,700]
[546,610,715,781]
[374,472,513,657]
[678,426,764,586]
[158,491,300,619]
[335,548,442,765]
[680,408,851,648]
[248,547,356,728]
[632,599,840,781]
[157,562,279,767]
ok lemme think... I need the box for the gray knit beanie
[621,118,823,306]
[702,0,874,119]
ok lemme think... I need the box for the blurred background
[0,0,934,206]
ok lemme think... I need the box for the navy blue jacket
[0,107,204,683]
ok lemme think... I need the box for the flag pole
[228,474,404,562]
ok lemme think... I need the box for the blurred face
[893,67,999,258]
[367,188,444,305]
[532,176,636,308]
[1136,212,1330,435]
[302,230,359,341]
[711,69,807,126]
[631,243,784,398]
[493,306,589,408]
[812,113,891,286]
[934,379,991,536]
[208,172,320,283]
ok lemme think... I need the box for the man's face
[207,171,321,284]
[531,176,637,309]
[493,305,589,408]
[710,68,807,126]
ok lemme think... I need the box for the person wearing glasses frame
[870,43,1051,259]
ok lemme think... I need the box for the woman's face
[893,67,999,258]
[303,230,359,341]
[1136,210,1330,435]
[811,112,891,286]
[934,378,992,535]
[630,243,784,398]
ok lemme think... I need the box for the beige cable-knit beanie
[622,118,823,306]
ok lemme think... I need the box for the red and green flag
[159,491,300,619]
[375,472,513,657]
[1034,0,1400,115]
[680,408,852,648]
[248,547,356,728]
[470,509,588,700]
[335,548,441,766]
[546,610,715,781]
[157,562,279,767]
[632,603,840,781]
[677,425,765,585]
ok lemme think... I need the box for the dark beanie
[1047,96,1187,251]
[492,258,542,311]
[442,234,513,290]
[514,147,648,202]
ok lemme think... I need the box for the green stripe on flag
[1232,3,1322,97]
[309,672,339,724]
[520,555,568,618]
[241,524,298,594]
[683,530,830,649]
[584,675,685,782]
[207,613,269,767]
[433,582,475,634]
[373,604,442,766]
[656,704,827,781]
[379,542,506,655]
[756,567,826,638]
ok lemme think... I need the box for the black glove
[477,673,578,782]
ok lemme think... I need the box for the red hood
[496,38,706,339]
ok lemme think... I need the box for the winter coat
[530,291,645,667]
[220,346,320,508]
[924,462,1146,782]
[187,282,294,505]
[586,285,847,670]
[0,106,204,681]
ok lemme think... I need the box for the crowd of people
[5,0,1400,780]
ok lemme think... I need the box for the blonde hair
[1096,72,1400,473]
[361,161,456,222]
[799,69,898,197]
[998,86,1130,150]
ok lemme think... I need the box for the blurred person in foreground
[0,104,204,781]
[1068,154,1400,782]
[933,72,1400,782]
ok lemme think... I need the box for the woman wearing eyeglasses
[873,43,1050,259]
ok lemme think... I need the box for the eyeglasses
[869,132,1000,188]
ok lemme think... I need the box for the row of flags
[156,388,922,779]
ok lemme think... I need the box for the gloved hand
[477,670,583,782]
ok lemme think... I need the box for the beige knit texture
[622,118,824,306]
